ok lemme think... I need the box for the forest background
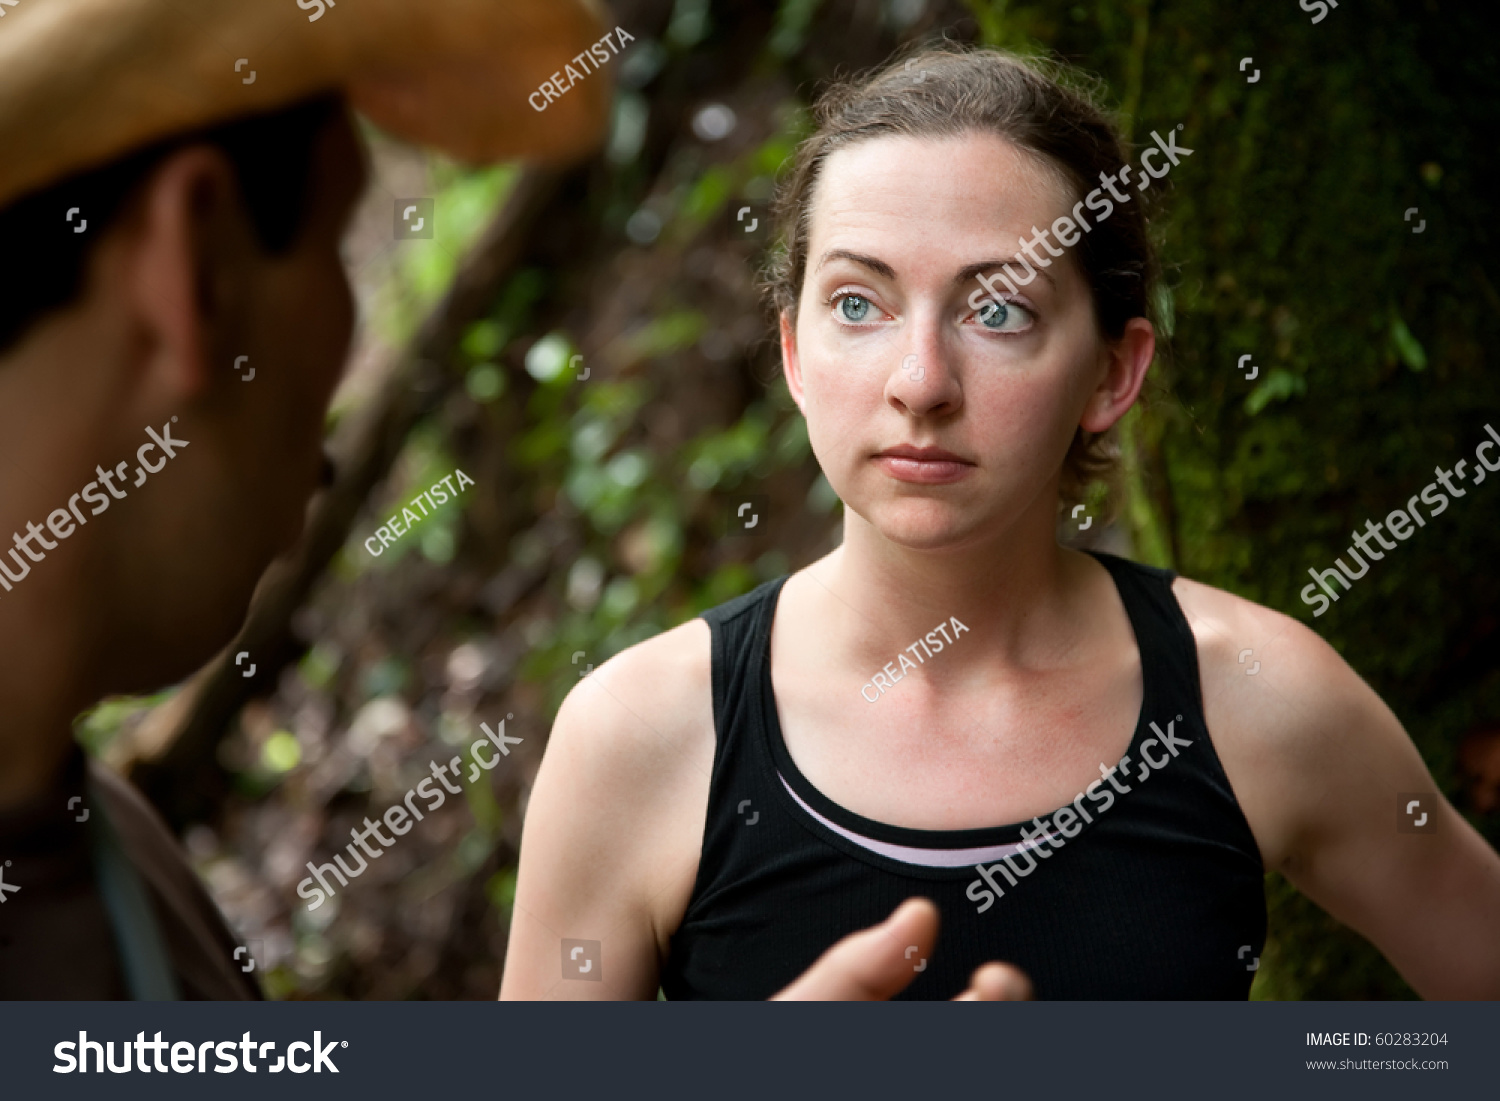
[85,0,1500,1000]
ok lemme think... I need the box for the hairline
[787,127,1081,323]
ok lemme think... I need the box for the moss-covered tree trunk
[981,0,1500,998]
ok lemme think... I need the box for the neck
[805,495,1089,678]
[0,580,95,813]
[0,383,107,813]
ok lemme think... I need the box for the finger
[771,897,939,1001]
[952,961,1033,1001]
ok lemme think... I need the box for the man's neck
[0,520,98,815]
[0,697,88,816]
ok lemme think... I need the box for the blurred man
[0,0,610,998]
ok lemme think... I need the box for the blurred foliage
[79,0,1498,1000]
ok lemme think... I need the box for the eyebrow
[816,249,895,280]
[816,249,1055,290]
[957,257,1056,291]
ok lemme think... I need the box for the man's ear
[779,310,805,414]
[1080,316,1154,434]
[121,145,254,407]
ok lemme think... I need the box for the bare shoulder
[544,614,716,803]
[1168,574,1415,870]
[1170,573,1374,728]
[503,616,716,998]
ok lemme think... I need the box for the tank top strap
[699,558,1210,764]
[698,574,789,785]
[1084,549,1207,727]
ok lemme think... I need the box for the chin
[266,479,320,556]
[108,594,255,695]
[271,511,310,559]
[859,499,982,550]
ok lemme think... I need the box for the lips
[877,444,967,463]
[872,444,974,485]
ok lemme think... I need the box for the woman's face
[783,132,1152,551]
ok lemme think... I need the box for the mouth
[872,444,975,485]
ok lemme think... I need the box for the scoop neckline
[757,552,1158,857]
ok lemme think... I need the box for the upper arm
[1176,577,1500,998]
[1273,658,1500,998]
[498,619,716,1000]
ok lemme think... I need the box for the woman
[499,46,1500,1000]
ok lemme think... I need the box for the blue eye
[838,294,873,322]
[976,298,1033,332]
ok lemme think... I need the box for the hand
[771,897,1033,1001]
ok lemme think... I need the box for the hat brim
[0,0,615,209]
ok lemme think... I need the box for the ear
[1079,317,1154,434]
[122,145,254,408]
[779,310,806,414]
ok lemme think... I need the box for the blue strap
[86,775,181,1001]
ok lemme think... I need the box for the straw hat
[0,0,614,209]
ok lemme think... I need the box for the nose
[887,324,961,418]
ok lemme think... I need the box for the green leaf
[1153,282,1176,338]
[768,0,823,59]
[615,311,707,366]
[1389,312,1428,371]
[679,166,733,231]
[1244,367,1307,416]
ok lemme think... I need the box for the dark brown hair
[765,44,1162,512]
[0,93,343,358]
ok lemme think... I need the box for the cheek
[799,358,881,469]
[306,254,355,391]
[267,259,351,418]
[999,371,1076,426]
[969,368,1087,474]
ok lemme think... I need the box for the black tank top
[660,551,1267,1000]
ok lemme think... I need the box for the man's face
[97,102,370,687]
[220,103,369,557]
